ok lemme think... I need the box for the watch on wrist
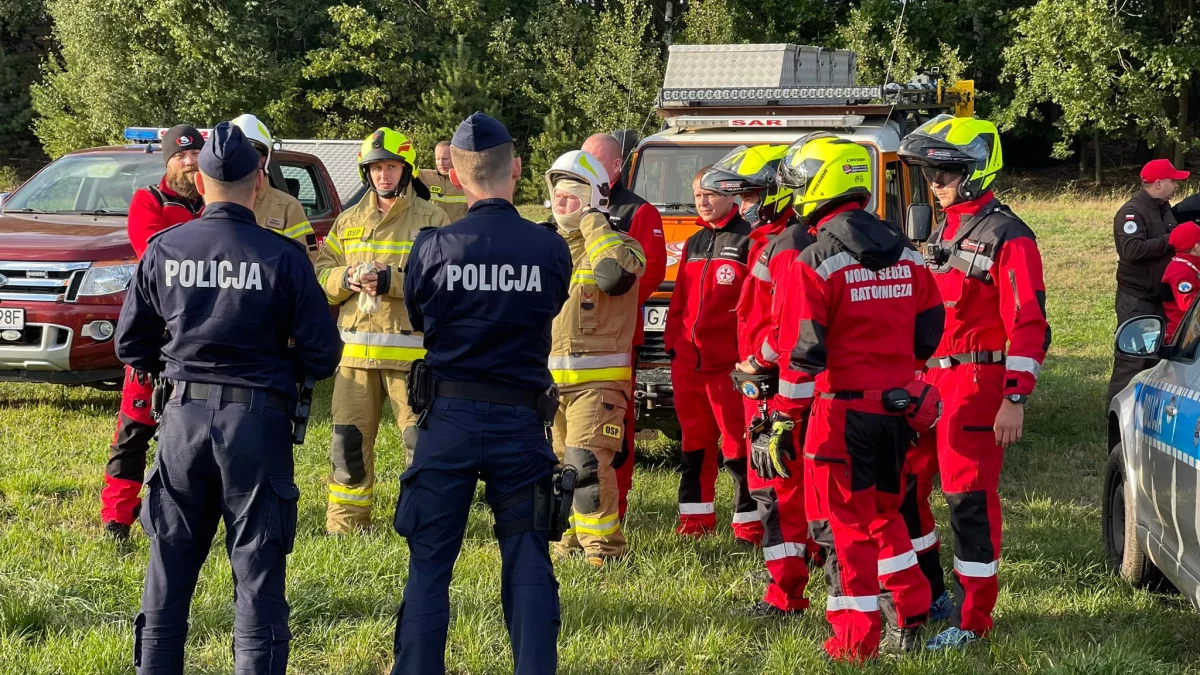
[1005,394,1028,405]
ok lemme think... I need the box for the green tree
[678,0,738,45]
[0,0,49,168]
[1000,0,1156,181]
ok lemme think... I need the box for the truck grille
[0,262,90,302]
[637,331,672,365]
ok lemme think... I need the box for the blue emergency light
[123,127,161,143]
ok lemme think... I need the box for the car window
[4,153,164,215]
[279,163,330,217]
[884,161,904,226]
[1173,299,1200,361]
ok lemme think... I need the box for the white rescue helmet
[545,150,611,210]
[230,113,274,168]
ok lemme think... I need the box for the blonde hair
[450,142,514,192]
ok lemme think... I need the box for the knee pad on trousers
[331,425,367,485]
[564,446,600,513]
[945,490,995,562]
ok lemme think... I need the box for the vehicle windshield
[3,151,166,216]
[632,142,879,216]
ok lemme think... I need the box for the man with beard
[100,124,206,539]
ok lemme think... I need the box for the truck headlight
[78,263,136,296]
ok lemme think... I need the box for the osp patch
[602,423,623,439]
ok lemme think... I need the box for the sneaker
[881,625,922,655]
[925,626,980,651]
[744,600,803,618]
[928,591,953,622]
[103,521,131,541]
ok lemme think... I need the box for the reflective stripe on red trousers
[805,397,930,661]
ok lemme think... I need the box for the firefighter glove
[752,413,796,480]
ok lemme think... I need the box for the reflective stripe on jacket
[550,210,645,391]
[315,187,450,370]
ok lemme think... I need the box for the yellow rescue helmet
[897,114,1003,202]
[700,144,793,224]
[358,128,417,198]
[777,133,872,219]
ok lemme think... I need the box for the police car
[1105,312,1200,608]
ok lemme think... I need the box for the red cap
[1170,221,1200,252]
[1141,158,1190,183]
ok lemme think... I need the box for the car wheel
[1102,442,1161,587]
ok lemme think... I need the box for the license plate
[0,307,23,330]
[643,305,667,332]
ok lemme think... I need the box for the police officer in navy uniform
[391,112,572,675]
[115,122,342,675]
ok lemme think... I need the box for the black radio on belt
[150,375,173,422]
[292,376,316,445]
[406,360,434,427]
[536,385,561,425]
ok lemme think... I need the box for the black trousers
[1106,290,1163,406]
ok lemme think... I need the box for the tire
[1102,442,1161,587]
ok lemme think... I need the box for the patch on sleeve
[267,216,284,230]
[602,423,623,439]
[1180,281,1194,294]
[1124,220,1139,234]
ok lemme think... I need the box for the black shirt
[116,202,342,397]
[1114,188,1178,300]
[404,199,572,391]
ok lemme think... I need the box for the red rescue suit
[779,206,944,661]
[100,180,202,526]
[1163,254,1200,340]
[736,212,822,611]
[664,207,761,541]
[606,183,667,519]
[901,191,1050,637]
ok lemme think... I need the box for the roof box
[660,44,857,107]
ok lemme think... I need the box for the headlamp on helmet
[700,144,793,225]
[358,128,417,199]
[897,114,1003,203]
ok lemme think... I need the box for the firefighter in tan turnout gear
[546,150,646,566]
[315,128,450,534]
[231,113,320,261]
[418,141,468,222]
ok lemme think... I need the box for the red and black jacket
[768,207,944,406]
[930,192,1051,397]
[735,210,796,359]
[1163,253,1200,340]
[607,182,667,347]
[664,208,753,372]
[128,178,203,259]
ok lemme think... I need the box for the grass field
[3,197,1200,674]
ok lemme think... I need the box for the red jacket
[931,192,1050,397]
[127,179,203,259]
[664,208,753,372]
[1164,253,1200,340]
[770,207,944,404]
[607,182,667,346]
[736,210,794,359]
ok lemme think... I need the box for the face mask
[552,179,591,232]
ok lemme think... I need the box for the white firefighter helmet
[230,113,274,167]
[545,150,611,210]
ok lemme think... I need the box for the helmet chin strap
[371,165,413,199]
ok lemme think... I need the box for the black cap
[198,122,259,182]
[451,112,513,152]
[161,124,204,166]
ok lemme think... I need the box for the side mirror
[1116,315,1165,357]
[907,204,933,242]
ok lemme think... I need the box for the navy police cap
[198,121,260,182]
[451,112,513,152]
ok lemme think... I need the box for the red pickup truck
[0,140,343,389]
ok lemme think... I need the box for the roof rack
[656,44,974,122]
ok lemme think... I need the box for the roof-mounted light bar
[122,127,213,144]
[661,85,882,107]
[665,114,866,130]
